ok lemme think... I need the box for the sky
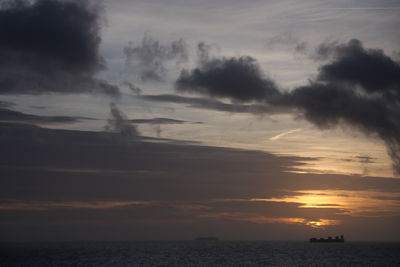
[0,0,399,241]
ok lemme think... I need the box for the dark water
[0,241,399,266]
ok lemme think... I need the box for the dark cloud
[105,103,139,137]
[124,35,188,82]
[316,39,400,94]
[176,56,280,102]
[0,0,119,96]
[174,39,400,174]
[0,108,95,125]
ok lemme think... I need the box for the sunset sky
[0,0,399,241]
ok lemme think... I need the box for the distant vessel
[195,236,219,241]
[310,235,344,243]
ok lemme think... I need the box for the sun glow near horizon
[250,190,400,217]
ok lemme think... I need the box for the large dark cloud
[176,55,280,102]
[316,39,400,94]
[0,0,118,95]
[174,39,400,174]
[286,40,400,174]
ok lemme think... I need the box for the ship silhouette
[309,235,344,243]
[195,236,219,241]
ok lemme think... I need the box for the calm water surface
[0,241,399,266]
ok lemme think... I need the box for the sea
[0,241,399,266]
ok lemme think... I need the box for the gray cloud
[196,42,220,65]
[122,81,142,95]
[0,100,15,108]
[104,102,199,138]
[0,0,119,96]
[105,103,139,137]
[266,33,308,54]
[174,39,400,174]
[128,117,201,125]
[124,35,188,82]
[128,117,201,138]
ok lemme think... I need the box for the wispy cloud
[307,7,400,10]
[269,128,303,141]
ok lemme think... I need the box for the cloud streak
[140,94,282,114]
[269,129,303,141]
[0,108,95,125]
[128,118,201,125]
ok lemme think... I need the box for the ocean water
[0,241,399,266]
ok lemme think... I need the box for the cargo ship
[309,235,344,243]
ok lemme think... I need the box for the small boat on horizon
[310,235,345,243]
[195,236,219,241]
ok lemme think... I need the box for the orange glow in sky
[251,190,400,216]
